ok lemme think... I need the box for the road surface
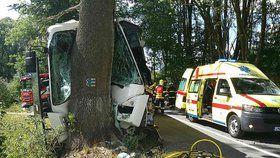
[155,110,280,158]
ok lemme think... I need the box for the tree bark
[70,0,114,145]
[232,0,252,61]
[255,0,267,66]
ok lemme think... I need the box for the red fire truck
[20,76,33,108]
[20,73,50,109]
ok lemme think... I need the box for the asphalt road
[155,110,280,158]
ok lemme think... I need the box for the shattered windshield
[231,78,280,95]
[112,25,142,86]
[49,31,75,105]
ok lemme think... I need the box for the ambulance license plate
[274,127,280,131]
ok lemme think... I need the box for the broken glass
[49,31,75,105]
[112,26,142,87]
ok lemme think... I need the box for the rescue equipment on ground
[163,139,223,158]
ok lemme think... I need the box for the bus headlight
[242,104,264,113]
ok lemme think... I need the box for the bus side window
[189,80,201,93]
[217,79,231,96]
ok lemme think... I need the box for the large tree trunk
[232,0,252,61]
[70,0,114,145]
[255,0,267,66]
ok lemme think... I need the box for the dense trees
[0,0,279,147]
[118,0,279,83]
[0,0,279,84]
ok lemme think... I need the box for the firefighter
[154,79,166,114]
[166,83,176,110]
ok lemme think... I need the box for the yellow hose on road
[190,139,223,158]
[163,138,223,158]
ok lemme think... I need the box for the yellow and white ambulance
[182,59,280,138]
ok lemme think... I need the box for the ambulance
[181,59,280,138]
[176,69,194,110]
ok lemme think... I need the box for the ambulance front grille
[262,107,280,114]
[264,119,280,124]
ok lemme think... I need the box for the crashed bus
[26,20,153,141]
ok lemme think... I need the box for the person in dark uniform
[203,80,216,114]
[166,83,176,109]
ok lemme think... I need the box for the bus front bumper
[241,111,280,132]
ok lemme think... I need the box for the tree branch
[47,3,80,20]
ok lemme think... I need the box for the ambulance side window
[189,80,201,93]
[217,79,231,96]
[178,79,187,91]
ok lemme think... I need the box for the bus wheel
[228,115,244,138]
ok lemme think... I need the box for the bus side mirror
[25,51,36,73]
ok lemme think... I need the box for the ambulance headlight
[242,104,264,113]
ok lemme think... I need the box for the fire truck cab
[182,60,280,138]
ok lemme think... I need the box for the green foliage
[123,128,140,151]
[67,112,76,133]
[0,75,21,109]
[7,76,21,103]
[0,115,59,158]
[257,32,280,85]
[0,18,16,79]
[0,78,13,108]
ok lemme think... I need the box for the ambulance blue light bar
[217,58,237,62]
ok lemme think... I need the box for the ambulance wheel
[161,109,164,114]
[188,115,197,122]
[228,115,244,138]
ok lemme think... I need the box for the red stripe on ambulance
[240,94,266,107]
[192,72,226,78]
[191,100,198,104]
[212,103,242,110]
[177,90,186,95]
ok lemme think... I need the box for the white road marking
[167,114,280,158]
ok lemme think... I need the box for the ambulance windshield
[231,78,280,95]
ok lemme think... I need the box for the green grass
[4,103,24,112]
[0,114,56,158]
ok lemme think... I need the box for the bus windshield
[49,30,76,105]
[231,78,280,95]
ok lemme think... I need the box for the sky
[0,0,20,20]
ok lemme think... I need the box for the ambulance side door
[176,68,194,109]
[186,80,202,117]
[176,79,187,109]
[212,78,232,126]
